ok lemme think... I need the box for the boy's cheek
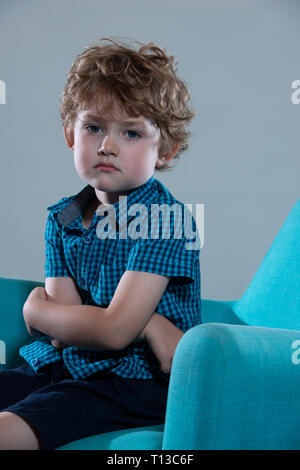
[73,155,88,178]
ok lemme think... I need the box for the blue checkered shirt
[20,176,201,380]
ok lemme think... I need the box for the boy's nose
[97,135,119,156]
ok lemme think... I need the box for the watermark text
[0,80,6,104]
[291,340,300,364]
[95,198,204,250]
[0,340,6,364]
[291,80,300,104]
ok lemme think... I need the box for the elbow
[93,336,128,352]
[112,335,132,351]
[101,328,130,351]
[99,309,132,351]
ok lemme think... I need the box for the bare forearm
[23,299,117,350]
[142,313,184,374]
[22,284,179,357]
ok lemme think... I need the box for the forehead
[78,90,158,131]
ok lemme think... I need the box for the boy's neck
[94,188,136,206]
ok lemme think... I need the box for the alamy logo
[95,197,204,250]
[291,340,300,365]
[291,80,300,104]
[0,340,6,364]
[0,80,6,104]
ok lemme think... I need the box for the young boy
[0,38,201,449]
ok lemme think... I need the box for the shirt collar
[57,176,158,228]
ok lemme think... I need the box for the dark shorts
[0,362,169,450]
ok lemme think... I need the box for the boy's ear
[64,124,74,150]
[156,142,180,168]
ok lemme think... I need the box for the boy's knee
[0,411,40,450]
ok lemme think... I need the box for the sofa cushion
[56,424,164,450]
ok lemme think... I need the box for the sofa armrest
[163,323,300,450]
[0,277,44,369]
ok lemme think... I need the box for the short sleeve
[126,207,200,285]
[44,212,70,278]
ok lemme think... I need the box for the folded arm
[24,271,170,351]
[24,273,184,371]
[47,277,83,348]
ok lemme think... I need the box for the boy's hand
[51,339,68,349]
[142,313,184,374]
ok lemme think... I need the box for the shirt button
[83,236,92,244]
[31,359,39,366]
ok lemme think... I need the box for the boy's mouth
[95,162,118,172]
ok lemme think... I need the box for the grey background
[0,0,299,300]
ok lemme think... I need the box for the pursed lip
[95,162,118,170]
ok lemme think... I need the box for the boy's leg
[0,363,55,450]
[0,365,50,409]
[0,412,39,450]
[2,371,169,450]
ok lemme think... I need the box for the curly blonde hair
[60,37,195,171]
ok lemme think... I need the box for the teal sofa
[0,199,299,450]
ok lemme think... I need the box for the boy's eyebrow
[80,113,148,129]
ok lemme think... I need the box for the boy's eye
[125,130,141,139]
[87,125,102,134]
[85,125,141,139]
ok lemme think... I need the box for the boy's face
[64,96,169,204]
